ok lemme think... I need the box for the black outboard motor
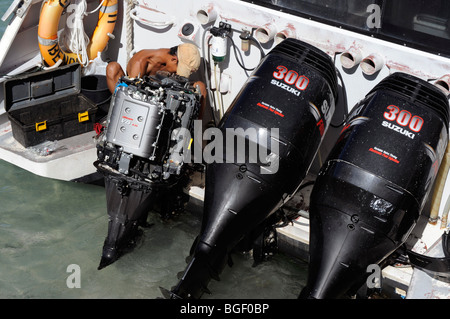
[94,73,201,269]
[300,72,449,299]
[165,38,338,299]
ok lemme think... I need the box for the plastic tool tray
[3,63,97,147]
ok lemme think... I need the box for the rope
[60,0,89,66]
[126,0,135,65]
[86,0,106,15]
[60,0,106,67]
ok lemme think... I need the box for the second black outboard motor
[300,72,449,299]
[94,73,201,269]
[165,38,338,299]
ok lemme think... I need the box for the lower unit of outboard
[300,72,449,299]
[94,74,201,270]
[165,38,338,299]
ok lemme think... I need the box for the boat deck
[407,235,450,299]
[0,114,98,182]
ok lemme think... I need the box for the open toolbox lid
[3,63,82,113]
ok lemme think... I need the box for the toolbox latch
[78,111,89,123]
[35,121,47,132]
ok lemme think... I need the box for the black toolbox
[4,63,98,147]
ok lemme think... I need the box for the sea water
[0,2,308,299]
[0,159,308,299]
[0,2,7,36]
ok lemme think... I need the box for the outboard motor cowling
[300,72,449,299]
[167,38,338,299]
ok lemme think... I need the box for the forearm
[126,57,146,78]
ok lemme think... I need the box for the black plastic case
[4,63,97,147]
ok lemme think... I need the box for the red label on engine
[257,102,284,118]
[317,118,325,136]
[369,146,400,164]
[382,105,424,139]
[271,65,309,96]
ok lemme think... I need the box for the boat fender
[37,0,118,67]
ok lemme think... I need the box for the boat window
[245,0,450,57]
